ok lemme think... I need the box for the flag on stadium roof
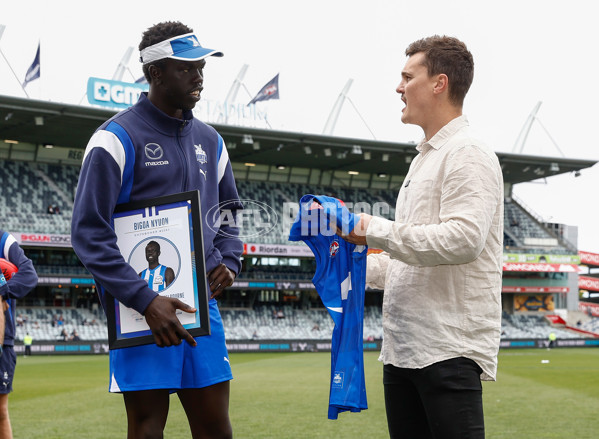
[247,73,279,106]
[22,42,40,88]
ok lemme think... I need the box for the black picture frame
[106,190,209,349]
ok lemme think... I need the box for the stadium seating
[0,160,74,234]
[0,159,573,254]
[3,158,591,345]
[237,264,314,281]
[579,317,599,334]
[15,305,592,342]
[504,198,572,254]
[234,180,396,244]
[33,265,89,275]
[501,312,580,339]
[15,306,107,341]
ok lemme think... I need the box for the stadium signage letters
[37,276,72,285]
[243,243,314,257]
[223,340,382,353]
[579,251,599,266]
[495,339,599,348]
[86,77,149,109]
[16,233,71,247]
[230,280,315,290]
[501,286,569,293]
[502,262,580,272]
[514,294,554,312]
[579,276,599,291]
[13,342,110,355]
[68,149,84,160]
[37,276,95,286]
[503,253,580,264]
[579,301,599,317]
[194,99,270,128]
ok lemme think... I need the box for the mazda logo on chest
[144,143,164,160]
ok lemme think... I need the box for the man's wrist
[360,213,373,236]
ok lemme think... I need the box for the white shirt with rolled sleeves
[366,115,504,381]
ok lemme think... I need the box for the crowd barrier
[13,338,599,355]
[500,338,599,348]
[12,339,382,355]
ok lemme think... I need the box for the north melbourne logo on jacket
[195,144,207,164]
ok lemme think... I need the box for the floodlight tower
[323,79,353,136]
[112,47,134,81]
[513,101,565,157]
[218,64,249,124]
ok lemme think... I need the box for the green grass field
[9,348,599,438]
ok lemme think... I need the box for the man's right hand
[336,212,372,246]
[143,295,197,347]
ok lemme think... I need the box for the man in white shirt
[339,35,503,438]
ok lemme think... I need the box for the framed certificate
[107,190,209,349]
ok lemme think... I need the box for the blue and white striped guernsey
[289,194,368,420]
[140,265,168,292]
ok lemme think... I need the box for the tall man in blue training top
[0,229,38,438]
[71,21,243,439]
[339,36,503,438]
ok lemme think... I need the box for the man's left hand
[208,264,236,299]
[336,213,372,246]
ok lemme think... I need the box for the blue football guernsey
[289,194,368,420]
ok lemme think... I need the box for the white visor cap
[140,32,223,64]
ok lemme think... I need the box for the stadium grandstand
[1,93,599,355]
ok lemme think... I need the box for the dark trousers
[383,357,485,439]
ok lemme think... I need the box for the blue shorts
[109,299,232,393]
[0,346,16,394]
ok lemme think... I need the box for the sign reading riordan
[108,191,209,349]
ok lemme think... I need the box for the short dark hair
[146,240,161,251]
[139,21,194,83]
[406,35,474,107]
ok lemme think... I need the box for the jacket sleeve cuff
[135,290,159,315]
[221,256,242,276]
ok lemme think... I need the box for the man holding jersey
[339,36,504,438]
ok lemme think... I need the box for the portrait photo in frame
[107,190,209,349]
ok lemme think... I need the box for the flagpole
[0,25,30,98]
[0,49,29,98]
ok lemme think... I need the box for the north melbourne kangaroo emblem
[195,144,207,164]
